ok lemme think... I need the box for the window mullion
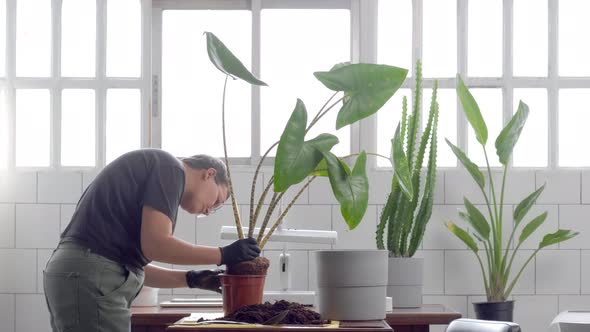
[457,0,467,153]
[251,0,262,166]
[503,0,513,167]
[96,0,107,168]
[150,7,162,149]
[548,0,558,169]
[6,0,15,169]
[141,0,151,149]
[51,0,62,168]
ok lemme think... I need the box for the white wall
[0,168,589,332]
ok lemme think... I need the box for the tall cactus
[376,60,439,257]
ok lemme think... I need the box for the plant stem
[310,91,339,126]
[221,75,244,238]
[504,248,540,298]
[259,176,316,249]
[483,146,501,275]
[305,96,345,134]
[249,141,279,236]
[256,192,282,243]
[251,176,275,237]
[499,165,512,274]
[475,252,491,300]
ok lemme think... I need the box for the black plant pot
[473,300,514,322]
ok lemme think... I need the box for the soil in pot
[227,256,270,275]
[198,300,330,325]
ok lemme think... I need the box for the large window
[0,0,146,169]
[1,0,590,169]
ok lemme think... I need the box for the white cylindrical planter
[387,257,423,308]
[315,250,388,320]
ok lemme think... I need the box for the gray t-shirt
[61,148,185,271]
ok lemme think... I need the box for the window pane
[0,0,6,76]
[106,0,140,77]
[106,89,140,163]
[423,0,456,78]
[424,88,457,167]
[468,0,502,77]
[16,89,50,166]
[559,0,590,76]
[62,89,95,166]
[467,89,502,167]
[377,0,412,75]
[161,10,251,158]
[62,0,96,77]
[0,90,6,168]
[16,0,51,77]
[377,89,411,167]
[559,89,590,166]
[513,0,547,77]
[513,89,547,167]
[261,9,350,156]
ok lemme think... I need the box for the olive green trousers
[43,241,145,332]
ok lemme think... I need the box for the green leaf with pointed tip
[274,99,339,192]
[314,64,408,129]
[205,32,267,86]
[323,151,369,230]
[518,212,548,245]
[463,198,490,240]
[311,157,350,177]
[539,229,579,249]
[514,185,545,225]
[447,222,479,253]
[496,101,530,165]
[456,75,487,145]
[391,123,413,200]
[446,139,485,189]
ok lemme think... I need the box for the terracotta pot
[219,274,266,315]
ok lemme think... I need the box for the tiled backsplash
[0,169,589,332]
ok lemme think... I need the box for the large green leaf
[205,32,267,86]
[447,222,479,253]
[274,99,339,192]
[513,185,545,225]
[446,139,485,189]
[323,151,369,230]
[539,229,579,249]
[314,64,408,129]
[311,157,350,177]
[496,101,530,165]
[463,198,491,240]
[391,124,413,200]
[518,212,548,245]
[456,75,487,145]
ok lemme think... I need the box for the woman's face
[180,168,227,216]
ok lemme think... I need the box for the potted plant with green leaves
[445,75,579,321]
[376,60,439,308]
[204,32,408,317]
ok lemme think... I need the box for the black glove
[186,269,225,293]
[219,237,261,266]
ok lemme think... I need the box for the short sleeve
[143,165,185,223]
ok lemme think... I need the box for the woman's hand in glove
[219,237,261,266]
[186,269,225,293]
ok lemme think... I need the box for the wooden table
[167,319,392,332]
[131,304,460,332]
[385,304,462,332]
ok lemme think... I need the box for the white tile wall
[507,250,536,295]
[0,249,37,293]
[15,204,60,248]
[16,294,51,332]
[536,250,580,294]
[513,295,558,332]
[37,172,82,204]
[0,294,15,332]
[174,209,196,244]
[491,170,536,204]
[536,171,581,204]
[0,169,588,332]
[0,204,15,248]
